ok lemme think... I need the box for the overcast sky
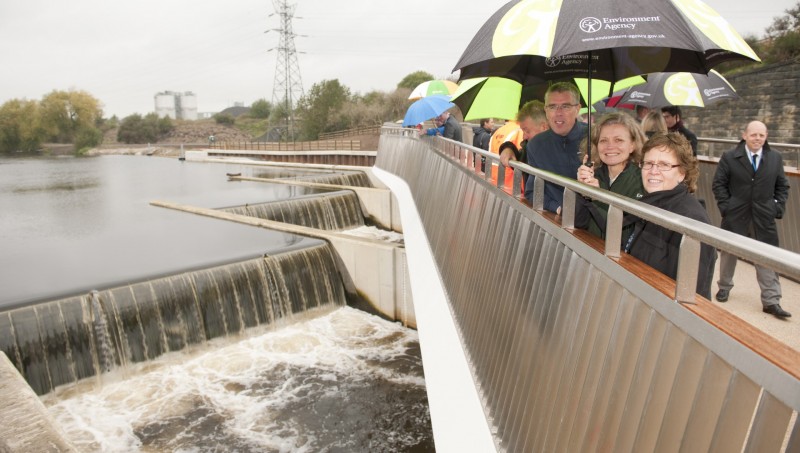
[0,0,794,118]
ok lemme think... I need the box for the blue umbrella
[402,94,455,127]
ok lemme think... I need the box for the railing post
[532,177,545,211]
[562,188,576,229]
[512,168,523,200]
[497,165,506,190]
[675,235,701,303]
[605,205,623,258]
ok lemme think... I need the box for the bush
[214,113,235,125]
[250,99,271,119]
[117,113,174,144]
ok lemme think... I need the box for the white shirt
[747,147,762,170]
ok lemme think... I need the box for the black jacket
[624,184,717,299]
[472,126,492,151]
[712,140,789,247]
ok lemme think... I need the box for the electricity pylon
[268,0,305,141]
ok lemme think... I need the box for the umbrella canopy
[616,69,739,108]
[452,0,760,160]
[402,94,455,127]
[408,80,459,100]
[454,0,760,83]
[451,75,644,121]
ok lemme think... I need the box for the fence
[318,125,382,140]
[210,140,361,151]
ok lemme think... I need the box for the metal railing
[377,127,800,452]
[407,130,800,302]
[698,137,800,168]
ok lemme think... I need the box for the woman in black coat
[624,133,717,299]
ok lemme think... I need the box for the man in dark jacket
[661,106,698,155]
[524,82,587,213]
[473,118,494,172]
[472,118,494,150]
[439,111,463,143]
[712,120,791,318]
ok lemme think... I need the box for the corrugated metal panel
[376,131,800,453]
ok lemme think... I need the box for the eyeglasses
[640,161,681,171]
[545,103,578,112]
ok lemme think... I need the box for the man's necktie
[752,153,759,171]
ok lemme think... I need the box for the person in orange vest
[492,100,549,195]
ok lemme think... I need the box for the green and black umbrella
[452,0,760,160]
[451,75,644,121]
[454,0,759,82]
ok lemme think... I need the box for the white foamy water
[341,226,405,244]
[42,306,432,452]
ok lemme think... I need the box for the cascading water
[223,190,366,231]
[41,307,433,452]
[0,243,347,395]
[255,169,373,188]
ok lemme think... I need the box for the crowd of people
[419,82,791,318]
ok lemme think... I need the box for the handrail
[382,126,800,303]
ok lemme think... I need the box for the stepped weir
[0,243,346,396]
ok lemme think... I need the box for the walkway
[714,260,799,352]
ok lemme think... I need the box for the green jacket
[582,162,644,243]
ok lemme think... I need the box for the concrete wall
[0,353,77,452]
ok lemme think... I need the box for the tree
[214,113,235,125]
[295,79,351,140]
[249,99,272,119]
[0,99,43,153]
[38,89,103,149]
[397,71,434,90]
[763,3,800,62]
[117,113,174,144]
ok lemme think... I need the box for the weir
[0,243,347,396]
[222,190,366,231]
[375,129,800,452]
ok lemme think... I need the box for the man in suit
[712,120,791,318]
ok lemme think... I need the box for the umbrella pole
[586,50,593,167]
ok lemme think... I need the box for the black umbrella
[453,0,760,161]
[616,69,740,108]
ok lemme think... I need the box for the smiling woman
[622,132,717,299]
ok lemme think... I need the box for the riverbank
[83,146,181,157]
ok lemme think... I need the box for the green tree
[117,113,174,144]
[763,3,800,62]
[397,71,434,90]
[38,89,103,148]
[0,99,43,153]
[295,79,351,140]
[250,99,272,119]
[214,113,235,125]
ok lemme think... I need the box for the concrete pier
[0,353,76,452]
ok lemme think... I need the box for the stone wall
[679,59,800,144]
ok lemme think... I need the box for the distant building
[154,91,198,120]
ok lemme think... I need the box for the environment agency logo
[580,17,602,33]
[545,57,561,67]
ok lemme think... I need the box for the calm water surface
[0,156,330,307]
